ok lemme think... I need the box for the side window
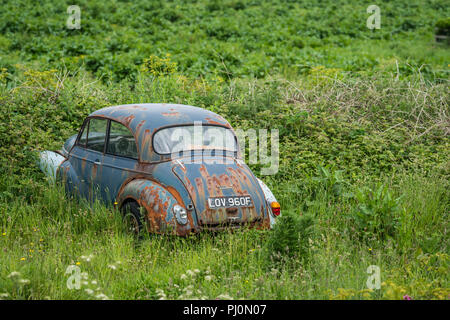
[86,118,107,152]
[78,121,88,146]
[107,121,138,159]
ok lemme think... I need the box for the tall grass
[0,167,448,299]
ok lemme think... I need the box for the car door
[96,120,139,203]
[68,117,108,201]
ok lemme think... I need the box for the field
[0,0,449,300]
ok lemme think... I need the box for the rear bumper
[191,217,270,234]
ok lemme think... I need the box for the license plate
[208,196,253,209]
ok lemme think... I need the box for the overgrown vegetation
[0,0,448,300]
[263,211,315,267]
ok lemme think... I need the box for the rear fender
[38,151,82,197]
[38,151,66,181]
[117,179,197,236]
[256,177,280,228]
[58,159,82,196]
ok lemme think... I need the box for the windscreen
[153,125,237,155]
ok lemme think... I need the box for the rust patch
[121,114,135,127]
[204,117,231,127]
[91,162,98,180]
[162,112,181,117]
[117,176,194,236]
[81,157,87,172]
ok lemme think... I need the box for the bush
[348,184,402,241]
[435,18,450,36]
[140,54,177,77]
[311,165,348,198]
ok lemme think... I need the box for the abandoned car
[38,104,280,236]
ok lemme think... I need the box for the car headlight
[173,204,188,225]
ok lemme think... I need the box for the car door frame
[96,119,140,204]
[68,116,109,201]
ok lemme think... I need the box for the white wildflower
[81,254,94,262]
[7,271,20,278]
[96,293,110,300]
[205,275,212,281]
[155,288,167,300]
[186,270,195,277]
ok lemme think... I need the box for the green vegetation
[0,0,448,300]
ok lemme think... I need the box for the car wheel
[121,201,146,235]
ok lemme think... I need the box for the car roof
[90,103,230,131]
[89,103,233,162]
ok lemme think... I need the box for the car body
[38,103,280,236]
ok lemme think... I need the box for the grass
[0,166,448,300]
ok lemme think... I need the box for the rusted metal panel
[171,156,270,227]
[117,178,196,236]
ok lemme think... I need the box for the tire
[121,201,146,235]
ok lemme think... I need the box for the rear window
[153,125,237,155]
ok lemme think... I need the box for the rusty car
[38,104,280,236]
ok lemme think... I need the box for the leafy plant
[435,18,450,36]
[264,211,315,267]
[349,184,403,241]
[141,54,177,77]
[312,165,348,197]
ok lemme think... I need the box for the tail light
[270,201,281,216]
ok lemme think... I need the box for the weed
[264,211,315,268]
[348,184,402,241]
